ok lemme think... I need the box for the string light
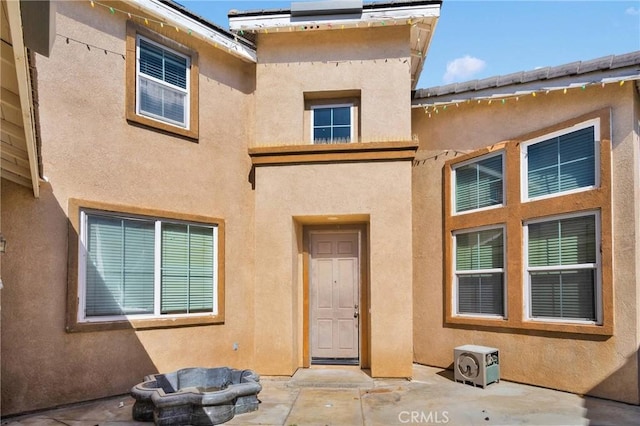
[420,79,634,119]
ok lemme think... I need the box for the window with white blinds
[525,213,599,322]
[453,153,504,213]
[80,210,217,321]
[524,123,597,200]
[454,227,505,316]
[136,36,189,128]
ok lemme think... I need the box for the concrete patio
[3,364,639,425]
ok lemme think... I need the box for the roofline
[5,0,40,197]
[413,51,640,107]
[128,0,257,62]
[228,0,442,18]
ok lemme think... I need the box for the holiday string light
[412,149,467,166]
[419,77,638,118]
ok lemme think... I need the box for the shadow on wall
[583,348,640,423]
[0,180,158,416]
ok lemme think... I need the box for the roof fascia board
[129,0,256,62]
[229,4,439,31]
[412,69,640,107]
[6,0,39,197]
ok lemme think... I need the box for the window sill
[248,140,418,166]
[126,113,199,142]
[66,314,225,333]
[446,315,613,336]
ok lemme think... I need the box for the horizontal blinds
[528,126,595,198]
[85,215,154,317]
[456,228,504,271]
[161,223,214,314]
[138,38,188,127]
[455,155,503,212]
[530,269,595,320]
[528,215,596,267]
[455,228,504,316]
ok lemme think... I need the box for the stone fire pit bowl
[131,367,261,425]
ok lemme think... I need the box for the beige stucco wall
[411,83,640,404]
[253,161,414,377]
[253,26,413,146]
[0,2,256,415]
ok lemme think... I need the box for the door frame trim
[303,224,370,368]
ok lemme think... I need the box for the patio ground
[3,364,639,425]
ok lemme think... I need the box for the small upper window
[453,153,504,213]
[126,21,199,140]
[312,105,353,144]
[136,36,190,128]
[523,121,598,200]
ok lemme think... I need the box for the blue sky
[179,0,640,88]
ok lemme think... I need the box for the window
[443,110,612,334]
[79,209,218,322]
[453,153,504,213]
[523,121,597,200]
[525,213,600,323]
[312,104,353,144]
[454,227,505,317]
[137,37,189,128]
[126,21,199,140]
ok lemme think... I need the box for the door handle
[354,304,359,319]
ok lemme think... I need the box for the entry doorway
[308,230,360,365]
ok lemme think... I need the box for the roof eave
[412,52,640,107]
[128,0,257,62]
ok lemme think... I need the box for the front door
[310,231,359,364]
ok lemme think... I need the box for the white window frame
[523,210,602,325]
[77,209,218,323]
[135,35,191,129]
[452,224,507,319]
[521,119,600,203]
[310,103,354,144]
[452,151,505,215]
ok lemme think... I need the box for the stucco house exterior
[1,0,639,416]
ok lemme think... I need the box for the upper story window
[137,37,189,128]
[453,153,504,213]
[126,21,199,140]
[523,120,598,201]
[312,104,353,144]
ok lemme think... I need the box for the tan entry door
[310,231,359,362]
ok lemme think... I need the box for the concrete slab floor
[3,365,640,426]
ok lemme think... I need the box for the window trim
[523,210,602,325]
[452,151,505,215]
[452,224,507,319]
[443,108,612,335]
[135,35,191,129]
[66,199,224,332]
[521,118,600,203]
[310,103,355,144]
[126,21,199,141]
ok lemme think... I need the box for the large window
[79,210,218,322]
[454,227,505,317]
[523,121,597,200]
[136,37,190,128]
[525,213,599,323]
[453,153,504,213]
[312,104,353,144]
[443,111,611,334]
[126,21,199,140]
